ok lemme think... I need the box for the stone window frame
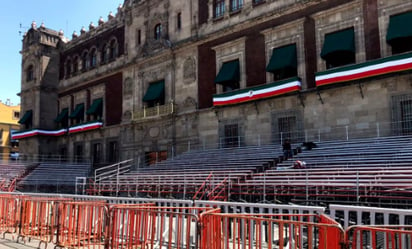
[81,50,89,71]
[212,37,247,94]
[154,23,162,40]
[72,55,79,74]
[213,0,226,19]
[312,2,365,72]
[261,18,305,86]
[108,37,119,61]
[89,47,98,68]
[378,2,412,58]
[65,57,72,78]
[26,64,34,82]
[176,12,182,31]
[229,0,244,13]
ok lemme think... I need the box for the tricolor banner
[316,52,412,87]
[213,77,301,106]
[68,121,103,134]
[11,129,67,140]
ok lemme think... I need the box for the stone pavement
[0,233,54,249]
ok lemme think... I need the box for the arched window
[89,48,97,68]
[26,65,34,82]
[154,24,162,40]
[81,51,89,71]
[109,39,118,60]
[101,44,108,63]
[65,59,72,77]
[72,56,79,74]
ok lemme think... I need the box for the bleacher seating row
[93,136,412,208]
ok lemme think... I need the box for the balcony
[133,102,175,120]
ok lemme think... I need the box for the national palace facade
[14,0,412,165]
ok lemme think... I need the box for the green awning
[86,98,103,115]
[266,44,297,73]
[214,60,240,85]
[386,11,412,44]
[54,108,68,122]
[69,103,84,119]
[143,80,165,102]
[18,110,32,124]
[321,28,355,59]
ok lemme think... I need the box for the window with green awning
[69,103,84,120]
[86,98,103,116]
[387,11,412,54]
[321,27,355,69]
[143,80,165,107]
[214,60,240,85]
[18,110,32,125]
[55,108,68,122]
[266,44,297,81]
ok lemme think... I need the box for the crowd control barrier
[345,225,412,249]
[55,201,108,248]
[108,205,213,249]
[2,193,412,248]
[0,195,20,235]
[200,212,345,249]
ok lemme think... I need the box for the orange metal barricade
[55,201,109,249]
[108,205,212,249]
[0,195,20,235]
[18,197,61,247]
[200,213,346,249]
[345,225,412,249]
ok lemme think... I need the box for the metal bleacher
[17,162,92,193]
[234,136,412,208]
[92,135,412,209]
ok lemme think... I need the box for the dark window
[109,39,118,60]
[137,29,141,45]
[177,13,182,30]
[59,147,67,162]
[224,124,239,148]
[90,48,97,67]
[230,0,243,12]
[145,151,167,166]
[101,44,109,63]
[92,142,102,165]
[278,116,297,142]
[154,24,162,40]
[401,100,412,135]
[107,141,119,163]
[74,143,83,163]
[13,111,20,119]
[82,52,89,71]
[26,65,34,82]
[65,59,72,77]
[391,37,412,55]
[214,0,225,18]
[321,28,355,69]
[387,11,412,54]
[72,56,78,74]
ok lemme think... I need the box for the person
[293,160,306,169]
[282,139,293,160]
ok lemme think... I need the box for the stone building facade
[14,0,412,165]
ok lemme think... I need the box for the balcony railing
[133,102,175,120]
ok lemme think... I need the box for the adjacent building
[14,0,412,165]
[0,101,20,160]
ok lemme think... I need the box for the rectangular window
[107,141,119,163]
[92,142,102,165]
[137,29,141,45]
[74,143,83,163]
[224,124,239,148]
[214,0,225,18]
[230,0,243,12]
[401,100,412,135]
[13,111,20,120]
[177,12,182,30]
[278,116,297,142]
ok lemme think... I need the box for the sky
[0,1,122,106]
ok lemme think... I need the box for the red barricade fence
[2,193,412,249]
[345,225,412,249]
[55,201,108,248]
[199,213,345,249]
[0,195,20,235]
[108,205,212,249]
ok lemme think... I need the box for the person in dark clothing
[282,139,293,159]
